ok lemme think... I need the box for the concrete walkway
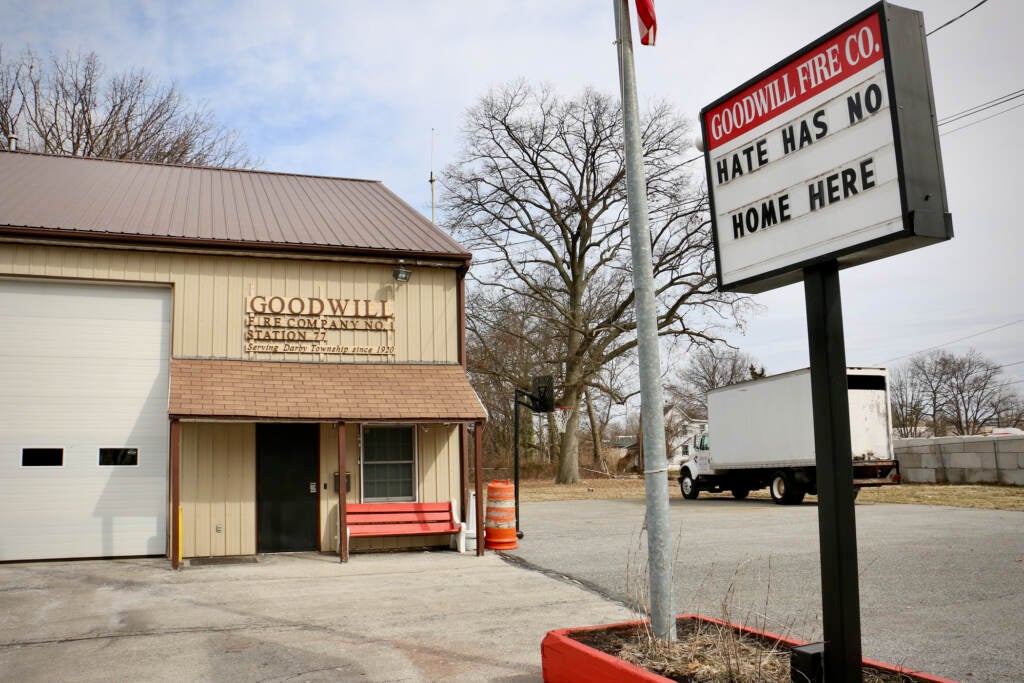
[0,551,632,682]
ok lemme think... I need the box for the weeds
[607,521,918,681]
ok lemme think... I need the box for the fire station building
[0,151,487,566]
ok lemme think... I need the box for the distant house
[603,409,708,473]
[667,409,707,467]
[0,151,486,566]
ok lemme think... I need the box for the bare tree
[444,82,747,483]
[667,343,764,421]
[890,364,929,437]
[991,391,1024,429]
[897,349,1021,436]
[908,350,954,437]
[465,285,557,469]
[940,349,1004,435]
[0,46,26,145]
[581,356,637,473]
[0,46,252,167]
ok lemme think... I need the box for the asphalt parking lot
[1,498,1020,681]
[0,550,630,682]
[507,497,1024,682]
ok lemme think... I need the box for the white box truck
[678,367,900,504]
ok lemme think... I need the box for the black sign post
[512,376,556,538]
[804,261,862,682]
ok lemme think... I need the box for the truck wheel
[731,488,750,500]
[680,471,700,500]
[770,471,805,505]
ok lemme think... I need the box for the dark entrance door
[257,423,319,553]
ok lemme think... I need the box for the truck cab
[681,430,810,502]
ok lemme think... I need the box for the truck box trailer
[678,367,900,504]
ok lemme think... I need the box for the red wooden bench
[345,500,466,556]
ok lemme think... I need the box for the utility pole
[613,0,675,642]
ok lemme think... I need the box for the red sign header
[703,13,884,151]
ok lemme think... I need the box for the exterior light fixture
[392,265,412,283]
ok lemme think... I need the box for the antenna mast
[429,128,436,224]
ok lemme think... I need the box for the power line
[938,89,1024,126]
[941,101,1024,136]
[926,0,990,37]
[876,319,1024,365]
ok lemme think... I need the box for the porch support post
[169,418,181,569]
[337,422,348,563]
[474,420,485,556]
[460,423,469,533]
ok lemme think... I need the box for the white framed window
[22,448,63,467]
[99,448,139,466]
[360,425,417,502]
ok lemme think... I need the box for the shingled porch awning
[169,359,486,422]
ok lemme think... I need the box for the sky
[6,0,1022,388]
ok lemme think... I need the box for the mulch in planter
[546,615,954,683]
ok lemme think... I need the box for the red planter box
[541,615,956,683]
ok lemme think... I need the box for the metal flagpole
[613,0,676,642]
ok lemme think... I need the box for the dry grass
[854,483,1024,510]
[519,476,1024,511]
[575,618,916,682]
[618,621,790,682]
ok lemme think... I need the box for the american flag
[635,0,657,46]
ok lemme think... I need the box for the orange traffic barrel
[484,479,518,550]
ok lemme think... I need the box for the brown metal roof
[0,151,469,260]
[169,359,487,422]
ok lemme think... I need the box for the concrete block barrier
[895,436,1023,486]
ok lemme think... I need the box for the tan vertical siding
[345,426,360,505]
[210,428,227,556]
[318,424,339,553]
[224,426,242,555]
[340,423,462,553]
[0,243,458,362]
[193,425,212,557]
[407,270,430,361]
[183,257,202,357]
[179,423,255,558]
[420,424,461,512]
[180,423,197,557]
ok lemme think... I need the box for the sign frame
[700,1,953,293]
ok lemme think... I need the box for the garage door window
[22,448,63,467]
[99,448,139,466]
[361,426,416,502]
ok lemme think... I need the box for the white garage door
[0,279,171,561]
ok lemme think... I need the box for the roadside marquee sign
[700,1,952,293]
[699,3,955,678]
